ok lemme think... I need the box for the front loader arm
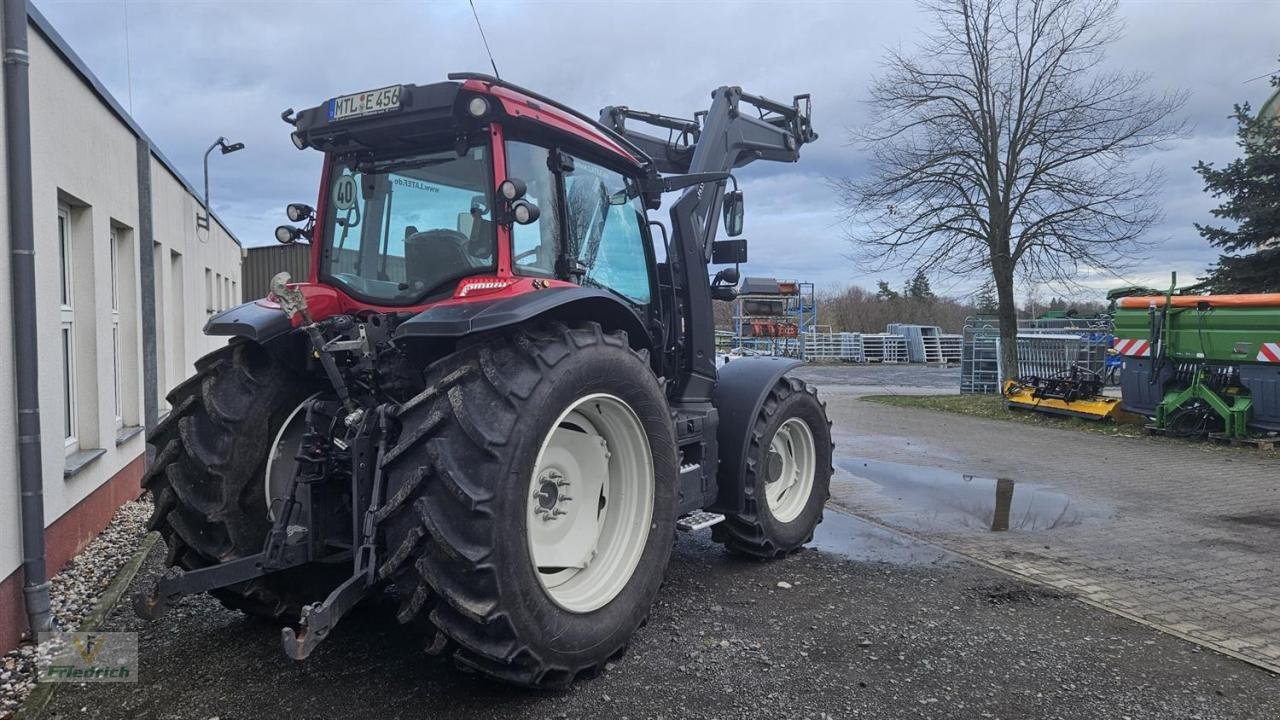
[601,87,816,403]
[601,87,816,256]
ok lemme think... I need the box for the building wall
[0,11,243,651]
[148,157,242,400]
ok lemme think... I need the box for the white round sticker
[332,175,358,210]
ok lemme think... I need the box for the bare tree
[835,0,1186,378]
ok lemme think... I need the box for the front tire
[377,322,677,688]
[713,376,833,558]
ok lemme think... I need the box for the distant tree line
[817,284,976,333]
[713,268,1107,334]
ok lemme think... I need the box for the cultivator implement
[1002,366,1121,421]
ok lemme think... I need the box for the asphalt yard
[28,363,1280,720]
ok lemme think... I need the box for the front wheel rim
[763,417,816,523]
[527,393,655,614]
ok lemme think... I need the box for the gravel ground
[27,510,1280,720]
[1,501,152,719]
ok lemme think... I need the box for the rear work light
[467,96,490,118]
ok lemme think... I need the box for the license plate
[328,85,403,121]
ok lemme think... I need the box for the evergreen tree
[906,268,935,300]
[1194,66,1280,293]
[875,280,900,301]
[975,284,998,314]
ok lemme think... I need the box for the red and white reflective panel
[1259,342,1280,363]
[1113,338,1151,357]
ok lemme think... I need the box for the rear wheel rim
[527,393,654,614]
[264,393,319,521]
[764,417,816,523]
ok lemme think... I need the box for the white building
[0,5,242,651]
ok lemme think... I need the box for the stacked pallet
[862,333,909,363]
[939,334,963,364]
[841,333,866,362]
[887,324,946,364]
[801,332,865,362]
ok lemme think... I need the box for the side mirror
[286,203,314,222]
[723,190,744,237]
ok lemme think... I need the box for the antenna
[468,0,501,80]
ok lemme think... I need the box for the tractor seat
[404,229,470,293]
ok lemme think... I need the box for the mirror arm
[647,171,730,194]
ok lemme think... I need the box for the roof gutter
[4,0,52,638]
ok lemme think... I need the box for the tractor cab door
[559,155,654,307]
[504,138,662,350]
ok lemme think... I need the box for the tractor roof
[288,73,648,170]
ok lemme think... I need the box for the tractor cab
[278,76,662,334]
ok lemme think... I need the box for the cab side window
[563,157,652,305]
[505,141,559,276]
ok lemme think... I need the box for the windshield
[321,142,494,304]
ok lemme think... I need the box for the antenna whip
[468,0,501,80]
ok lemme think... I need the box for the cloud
[31,0,1280,300]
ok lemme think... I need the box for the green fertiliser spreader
[1113,274,1280,438]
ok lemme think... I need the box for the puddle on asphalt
[836,457,1107,534]
[805,508,959,566]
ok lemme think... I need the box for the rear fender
[708,356,802,514]
[204,302,308,371]
[394,286,653,353]
[205,301,292,344]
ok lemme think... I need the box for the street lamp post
[198,136,245,232]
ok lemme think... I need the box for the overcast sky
[32,0,1280,301]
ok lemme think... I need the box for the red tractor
[135,73,831,688]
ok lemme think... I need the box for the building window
[205,267,214,314]
[58,204,77,449]
[154,241,166,413]
[110,226,122,427]
[111,223,140,429]
[168,250,185,393]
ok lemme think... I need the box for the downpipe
[4,0,53,637]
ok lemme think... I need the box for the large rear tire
[712,376,833,559]
[143,341,337,620]
[377,322,677,688]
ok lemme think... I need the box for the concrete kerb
[15,531,161,720]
